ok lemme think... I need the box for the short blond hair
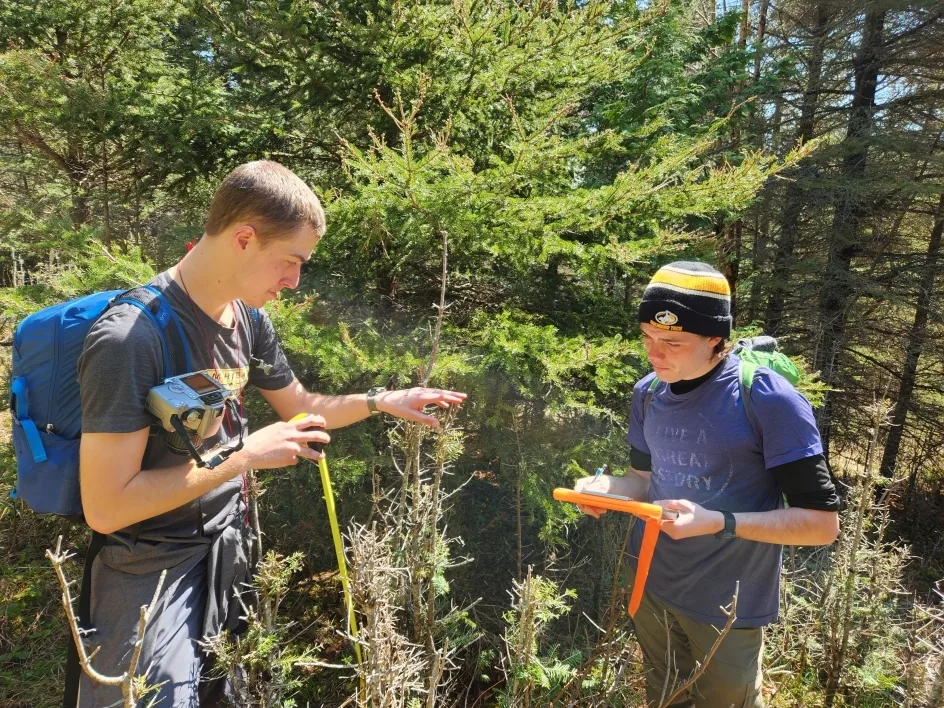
[204,161,326,244]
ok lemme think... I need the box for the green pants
[628,568,764,708]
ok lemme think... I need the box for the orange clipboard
[553,487,678,618]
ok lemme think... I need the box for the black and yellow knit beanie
[638,261,732,337]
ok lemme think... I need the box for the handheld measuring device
[553,485,679,618]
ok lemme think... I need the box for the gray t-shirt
[78,270,295,539]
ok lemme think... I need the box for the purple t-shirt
[627,354,822,627]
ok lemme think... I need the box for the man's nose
[281,269,301,290]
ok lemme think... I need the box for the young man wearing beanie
[573,261,840,707]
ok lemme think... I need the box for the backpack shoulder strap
[112,286,192,376]
[642,376,661,422]
[738,358,760,439]
[236,300,261,355]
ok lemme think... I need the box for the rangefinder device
[146,372,236,445]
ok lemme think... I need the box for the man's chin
[245,292,276,309]
[652,367,680,383]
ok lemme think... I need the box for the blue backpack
[9,286,193,517]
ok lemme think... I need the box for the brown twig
[46,536,166,707]
[660,581,740,708]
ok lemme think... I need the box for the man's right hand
[242,414,331,469]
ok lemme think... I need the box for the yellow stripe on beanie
[649,267,731,296]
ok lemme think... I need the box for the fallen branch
[47,536,166,707]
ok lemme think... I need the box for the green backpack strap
[739,359,759,428]
[642,376,661,423]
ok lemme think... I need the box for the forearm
[729,507,839,546]
[82,450,253,534]
[606,469,651,500]
[298,391,371,429]
[263,379,371,429]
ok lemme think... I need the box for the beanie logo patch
[654,310,679,327]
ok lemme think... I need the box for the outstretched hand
[375,387,467,428]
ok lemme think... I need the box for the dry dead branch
[660,581,740,708]
[46,535,166,708]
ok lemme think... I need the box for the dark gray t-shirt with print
[78,270,295,539]
[76,271,296,706]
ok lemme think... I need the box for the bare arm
[80,416,328,535]
[260,379,467,429]
[730,507,839,546]
[655,498,839,546]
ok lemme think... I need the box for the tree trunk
[719,221,742,324]
[718,0,753,324]
[879,192,944,478]
[765,3,830,335]
[815,7,886,458]
[745,0,770,323]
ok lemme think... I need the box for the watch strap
[717,510,736,539]
[367,387,385,414]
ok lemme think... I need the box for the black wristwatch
[366,386,386,415]
[716,510,737,540]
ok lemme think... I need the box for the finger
[415,391,467,404]
[292,413,326,429]
[298,428,331,444]
[297,444,324,461]
[391,407,441,428]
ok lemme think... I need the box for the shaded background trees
[2,1,944,705]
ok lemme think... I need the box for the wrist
[231,444,257,474]
[710,510,725,535]
[366,387,387,415]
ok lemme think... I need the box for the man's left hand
[653,499,725,540]
[376,387,468,427]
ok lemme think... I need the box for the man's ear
[233,225,257,252]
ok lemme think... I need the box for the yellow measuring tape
[290,414,362,667]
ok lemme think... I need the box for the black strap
[62,531,108,708]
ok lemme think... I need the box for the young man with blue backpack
[572,261,840,707]
[10,160,466,707]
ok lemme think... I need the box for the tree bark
[746,0,770,323]
[879,192,944,478]
[815,6,886,458]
